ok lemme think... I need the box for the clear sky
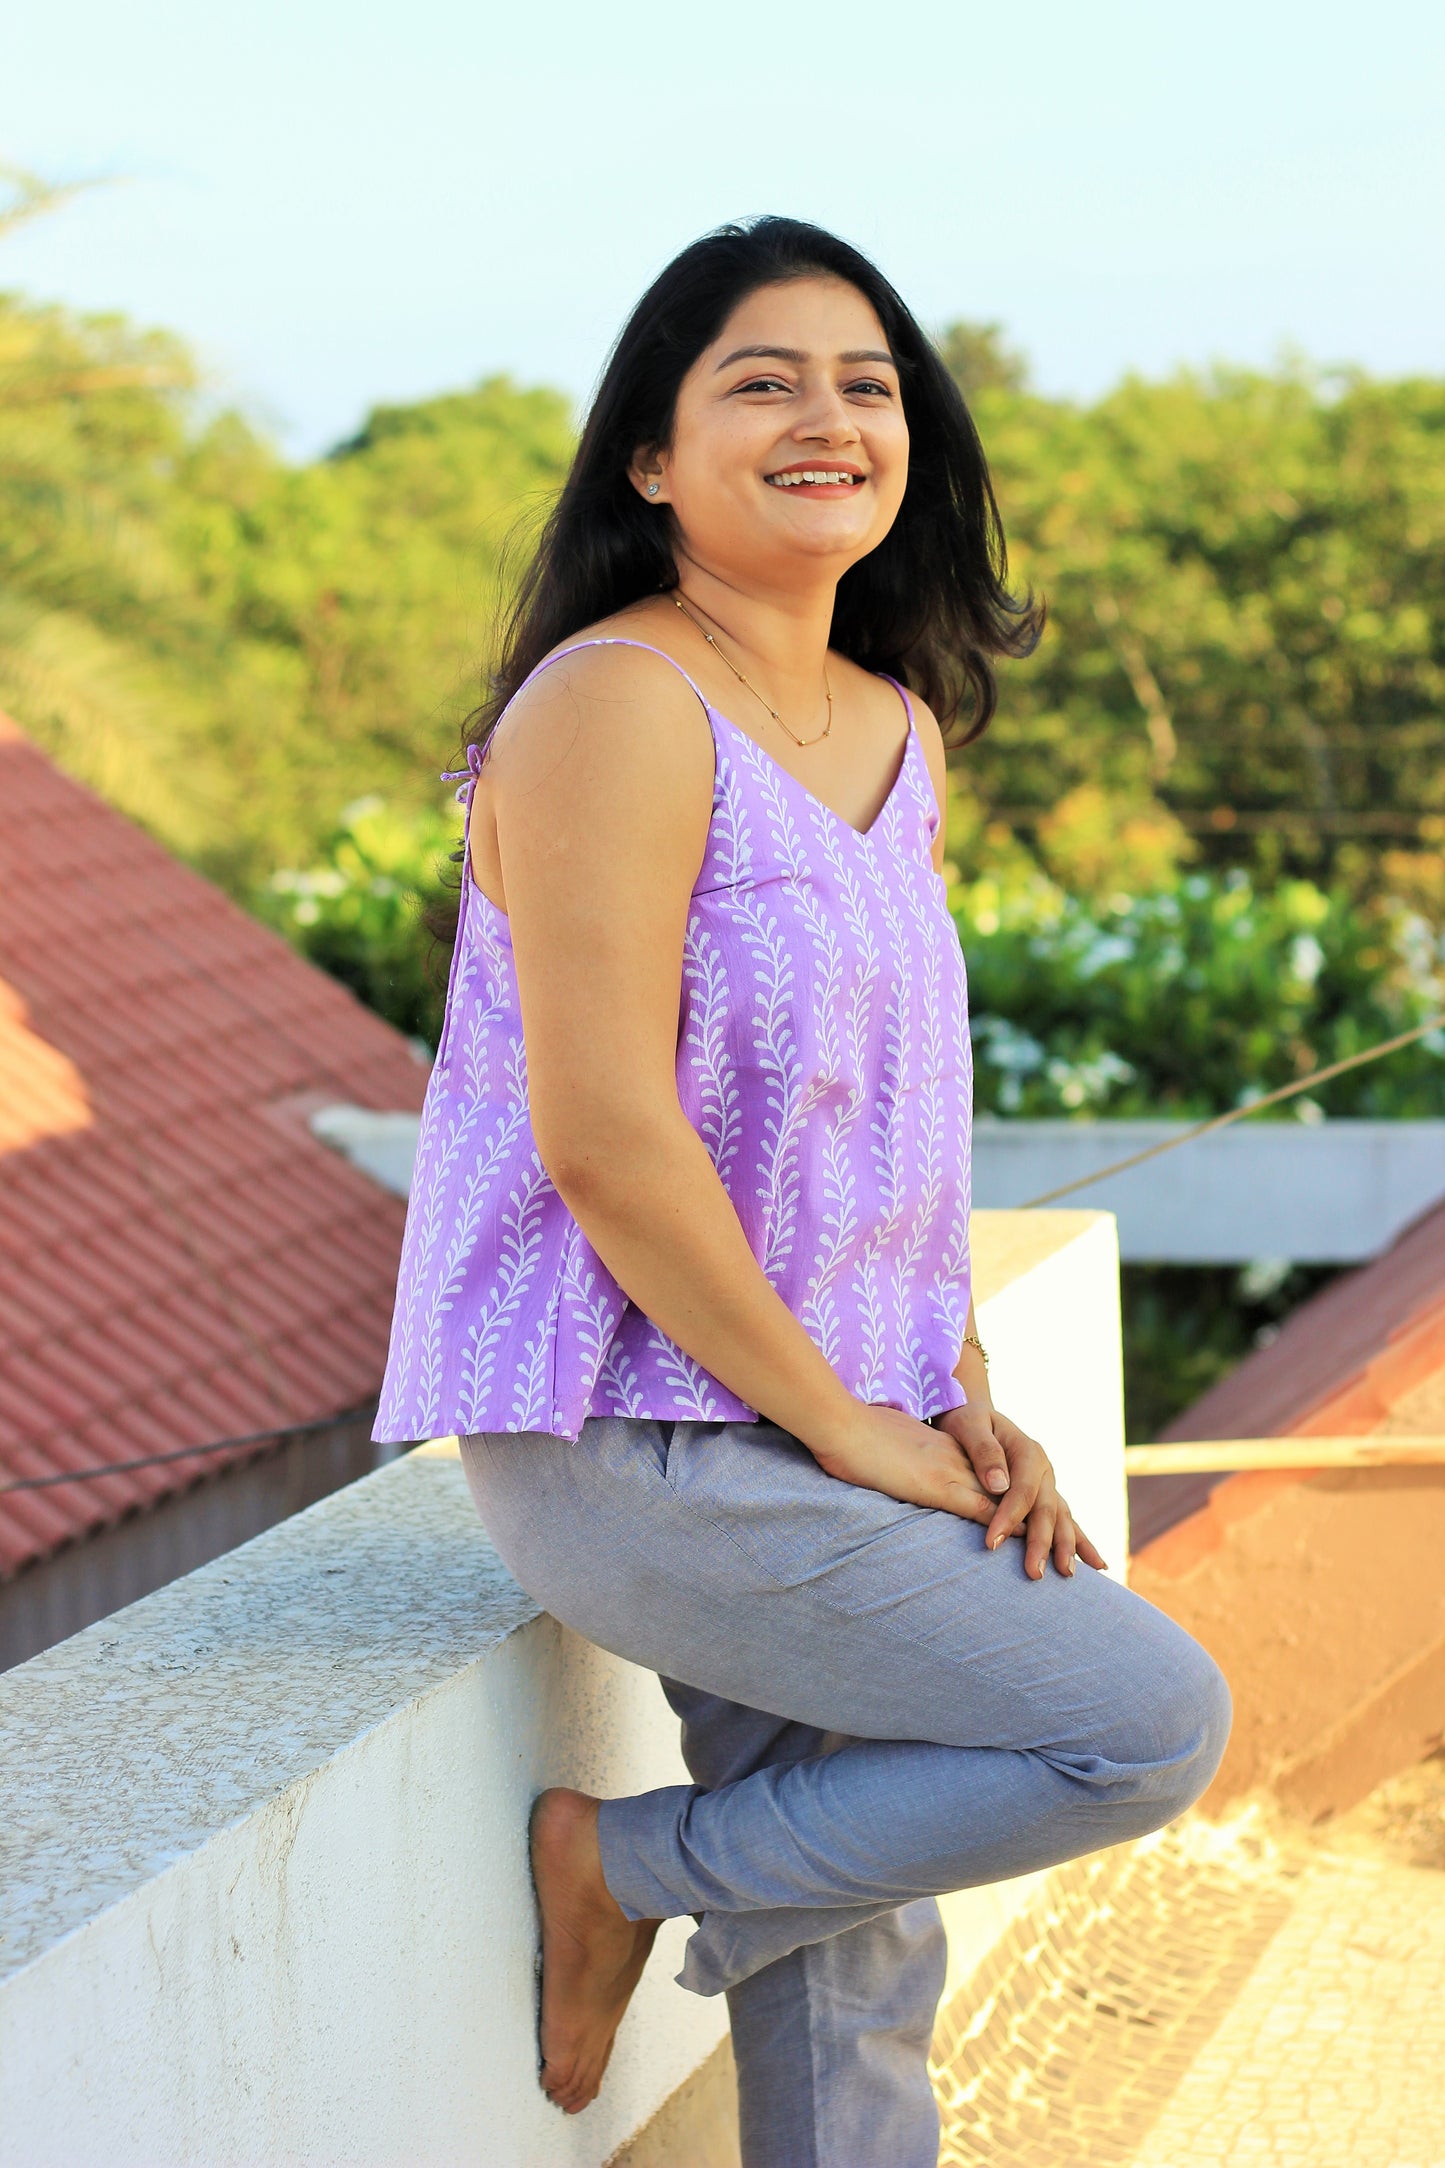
[4,0,1442,456]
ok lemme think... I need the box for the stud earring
[646,482,660,496]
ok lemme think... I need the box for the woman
[375,217,1230,2166]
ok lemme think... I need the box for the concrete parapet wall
[0,1460,727,2168]
[0,1211,1126,2166]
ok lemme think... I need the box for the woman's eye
[846,378,892,398]
[734,375,791,394]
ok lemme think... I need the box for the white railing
[0,1209,1127,2168]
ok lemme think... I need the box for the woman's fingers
[961,1431,1011,1496]
[942,1477,996,1524]
[921,1438,1104,1584]
[925,1426,1108,1580]
[1073,1521,1110,1572]
[1023,1499,1057,1579]
[985,1467,1041,1551]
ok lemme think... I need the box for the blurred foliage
[0,239,1436,923]
[253,796,458,1047]
[951,863,1445,1120]
[0,195,572,887]
[936,319,1029,399]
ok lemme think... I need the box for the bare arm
[482,647,1002,1522]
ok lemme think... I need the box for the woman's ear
[627,446,669,504]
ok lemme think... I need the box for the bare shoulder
[479,620,716,899]
[486,619,710,792]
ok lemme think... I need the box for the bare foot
[529,1787,660,2114]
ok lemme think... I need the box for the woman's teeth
[766,470,860,488]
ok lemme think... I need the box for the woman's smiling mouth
[765,465,867,494]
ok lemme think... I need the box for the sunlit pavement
[931,1756,1445,2168]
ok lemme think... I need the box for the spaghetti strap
[517,637,712,713]
[876,671,916,727]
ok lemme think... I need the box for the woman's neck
[668,554,837,706]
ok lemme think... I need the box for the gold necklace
[671,592,833,748]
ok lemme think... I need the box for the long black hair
[470,215,1041,759]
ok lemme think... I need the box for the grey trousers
[461,1416,1231,2168]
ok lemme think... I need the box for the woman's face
[634,275,910,588]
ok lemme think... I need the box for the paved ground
[930,1752,1445,2168]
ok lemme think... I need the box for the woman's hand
[930,1404,1108,1580]
[812,1404,1021,1532]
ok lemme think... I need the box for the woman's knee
[1131,1626,1233,1819]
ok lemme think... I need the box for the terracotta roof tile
[0,719,426,1578]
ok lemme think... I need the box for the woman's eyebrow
[714,344,897,372]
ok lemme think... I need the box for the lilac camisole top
[373,640,974,1445]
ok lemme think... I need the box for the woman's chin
[752,509,885,568]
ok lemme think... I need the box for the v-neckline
[707,701,915,845]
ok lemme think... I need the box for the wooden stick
[1125,1437,1445,1476]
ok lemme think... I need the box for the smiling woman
[466,218,1041,779]
[373,217,1231,2165]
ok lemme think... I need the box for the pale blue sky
[4,0,1442,455]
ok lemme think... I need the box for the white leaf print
[890,864,949,1370]
[643,1323,724,1419]
[456,1155,551,1430]
[381,668,979,1445]
[683,925,743,1182]
[415,1101,531,1432]
[717,787,804,1278]
[597,1334,649,1418]
[563,1248,621,1379]
[511,1313,552,1431]
[704,746,755,891]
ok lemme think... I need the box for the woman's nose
[792,385,861,444]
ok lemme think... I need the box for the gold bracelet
[961,1332,990,1368]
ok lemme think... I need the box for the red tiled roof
[1129,1193,1445,1551]
[0,715,429,1580]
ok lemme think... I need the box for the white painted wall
[973,1118,1445,1261]
[0,1466,726,2168]
[974,1211,1129,1578]
[314,1100,1445,1264]
[0,1212,1127,2168]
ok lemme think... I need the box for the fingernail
[986,1469,1008,1491]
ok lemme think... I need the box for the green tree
[194,376,573,880]
[951,364,1445,908]
[0,163,574,887]
[0,165,236,850]
[936,319,1029,398]
[4,180,1444,940]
